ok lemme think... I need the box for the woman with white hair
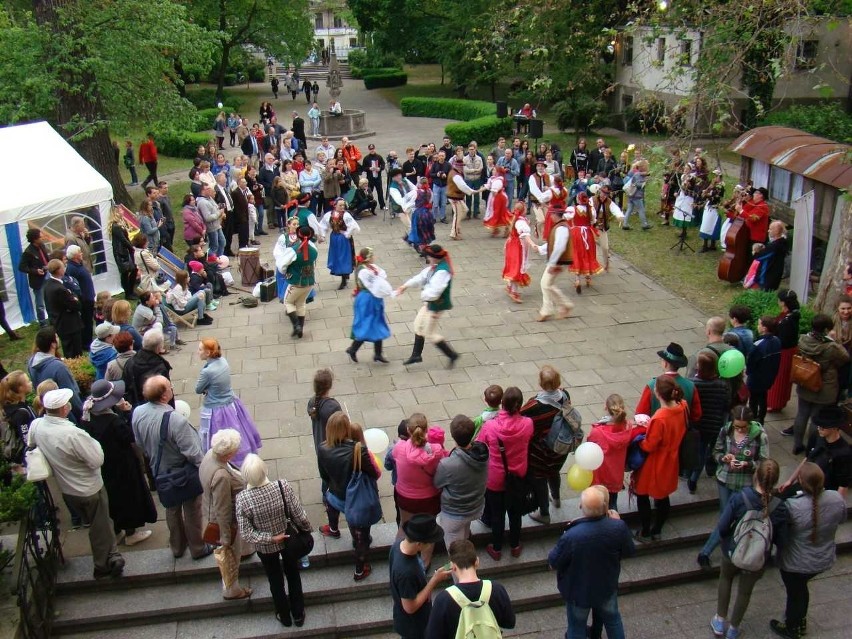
[200,429,252,600]
[236,454,311,627]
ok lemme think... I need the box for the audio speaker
[528,119,543,138]
[495,101,508,118]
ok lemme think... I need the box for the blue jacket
[746,334,782,392]
[195,357,235,407]
[726,325,754,357]
[548,515,635,608]
[27,352,83,421]
[89,339,117,380]
[65,260,95,302]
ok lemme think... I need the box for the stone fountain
[316,52,373,140]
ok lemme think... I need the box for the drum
[672,193,694,229]
[238,248,261,286]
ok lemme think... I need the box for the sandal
[223,587,253,600]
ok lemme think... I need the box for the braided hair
[308,368,333,419]
[798,462,825,544]
[753,458,780,518]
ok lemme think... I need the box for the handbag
[153,412,204,509]
[343,442,383,528]
[791,353,822,393]
[497,436,537,516]
[277,480,314,559]
[25,422,52,482]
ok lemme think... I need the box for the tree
[814,199,852,313]
[0,0,212,204]
[184,0,314,99]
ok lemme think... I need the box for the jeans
[324,502,372,572]
[128,165,138,184]
[257,548,305,622]
[310,118,320,136]
[485,489,522,552]
[567,591,625,639]
[431,184,447,220]
[624,197,647,227]
[701,482,736,557]
[717,553,764,627]
[792,397,822,449]
[780,569,818,631]
[32,286,47,325]
[207,229,225,257]
[749,389,768,425]
[531,476,560,516]
[688,431,718,485]
[255,204,265,234]
[179,293,206,320]
[465,180,481,217]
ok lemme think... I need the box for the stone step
[55,494,722,594]
[55,527,852,638]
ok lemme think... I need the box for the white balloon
[575,441,604,471]
[217,101,223,109]
[175,399,192,421]
[364,428,390,454]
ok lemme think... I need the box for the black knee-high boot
[287,311,299,337]
[296,315,305,338]
[338,275,349,290]
[373,340,388,363]
[403,335,425,365]
[347,340,364,362]
[435,340,459,368]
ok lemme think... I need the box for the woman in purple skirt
[195,338,262,466]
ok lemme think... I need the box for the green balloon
[718,348,745,378]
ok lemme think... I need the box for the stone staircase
[51,494,852,638]
[268,63,353,84]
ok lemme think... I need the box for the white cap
[43,388,73,410]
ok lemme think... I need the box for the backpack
[545,402,584,456]
[623,176,637,196]
[446,580,502,639]
[730,491,779,572]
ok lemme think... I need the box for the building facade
[311,0,360,60]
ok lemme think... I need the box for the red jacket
[633,402,687,499]
[477,410,533,492]
[588,420,633,493]
[139,139,158,163]
[342,144,362,174]
[739,200,769,243]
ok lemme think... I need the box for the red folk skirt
[767,346,796,411]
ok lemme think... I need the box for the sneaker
[197,316,214,325]
[528,511,551,524]
[320,524,341,539]
[710,615,727,637]
[551,496,562,509]
[633,530,654,544]
[175,339,188,346]
[193,544,215,560]
[205,303,218,312]
[124,530,153,546]
[725,625,742,639]
[485,544,502,561]
[622,225,632,230]
[769,620,799,639]
[697,553,711,570]
[299,555,310,570]
[353,563,372,581]
[781,426,794,436]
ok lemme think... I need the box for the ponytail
[798,462,825,544]
[605,394,627,423]
[407,413,427,447]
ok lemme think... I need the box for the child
[384,420,409,526]
[187,260,216,309]
[472,385,502,438]
[587,394,634,511]
[247,194,259,245]
[94,291,111,324]
[743,243,765,289]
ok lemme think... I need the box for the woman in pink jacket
[477,387,534,560]
[392,413,447,568]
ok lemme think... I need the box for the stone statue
[326,52,343,101]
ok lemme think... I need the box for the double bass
[717,216,751,282]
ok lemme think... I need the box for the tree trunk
[215,42,232,101]
[34,0,131,206]
[490,80,496,102]
[814,199,852,313]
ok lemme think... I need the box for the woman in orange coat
[633,375,687,542]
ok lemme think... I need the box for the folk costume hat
[576,192,590,206]
[657,342,688,368]
[402,514,444,544]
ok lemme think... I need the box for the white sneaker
[124,530,153,546]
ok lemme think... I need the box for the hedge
[155,130,213,158]
[400,98,495,121]
[185,88,244,111]
[728,289,815,335]
[193,107,235,132]
[445,116,513,147]
[363,71,408,89]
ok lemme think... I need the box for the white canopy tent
[0,121,118,329]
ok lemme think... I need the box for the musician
[737,187,770,244]
[698,170,725,253]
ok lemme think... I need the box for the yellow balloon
[566,464,594,491]
[372,452,382,471]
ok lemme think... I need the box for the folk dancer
[447,149,484,241]
[319,198,361,290]
[482,168,511,237]
[527,160,552,238]
[502,202,540,304]
[346,248,395,364]
[407,178,436,254]
[537,206,574,322]
[273,216,317,305]
[276,226,318,339]
[589,182,623,272]
[388,168,416,236]
[397,245,460,368]
[566,192,603,293]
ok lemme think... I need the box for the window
[656,38,666,63]
[349,38,357,48]
[622,36,633,66]
[622,94,633,111]
[769,166,793,204]
[795,40,818,70]
[333,16,344,29]
[317,38,324,49]
[679,39,692,66]
[314,12,324,29]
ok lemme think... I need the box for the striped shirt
[235,479,312,554]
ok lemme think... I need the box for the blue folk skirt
[351,290,391,342]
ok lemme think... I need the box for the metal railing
[12,482,63,639]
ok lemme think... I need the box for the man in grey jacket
[197,183,225,258]
[434,415,489,549]
[132,375,212,560]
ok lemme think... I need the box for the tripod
[670,219,695,253]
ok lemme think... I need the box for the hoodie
[434,442,489,516]
[392,438,448,500]
[88,338,117,380]
[477,410,534,492]
[27,352,83,420]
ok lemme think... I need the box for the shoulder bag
[344,442,383,528]
[153,411,203,508]
[678,403,701,473]
[791,353,822,393]
[24,421,52,482]
[277,480,314,559]
[497,436,537,516]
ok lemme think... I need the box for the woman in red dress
[542,175,569,241]
[483,168,511,236]
[502,202,540,303]
[566,191,603,293]
[767,289,801,412]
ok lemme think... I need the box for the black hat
[402,514,444,544]
[812,405,846,430]
[423,244,448,259]
[657,342,688,368]
[389,168,403,178]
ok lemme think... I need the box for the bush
[400,98,495,121]
[760,102,852,143]
[625,96,669,134]
[64,356,96,397]
[154,130,212,158]
[0,464,37,522]
[347,48,367,70]
[246,59,266,83]
[185,88,244,112]
[192,107,235,132]
[363,71,408,89]
[728,289,815,334]
[445,116,513,147]
[554,97,608,133]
